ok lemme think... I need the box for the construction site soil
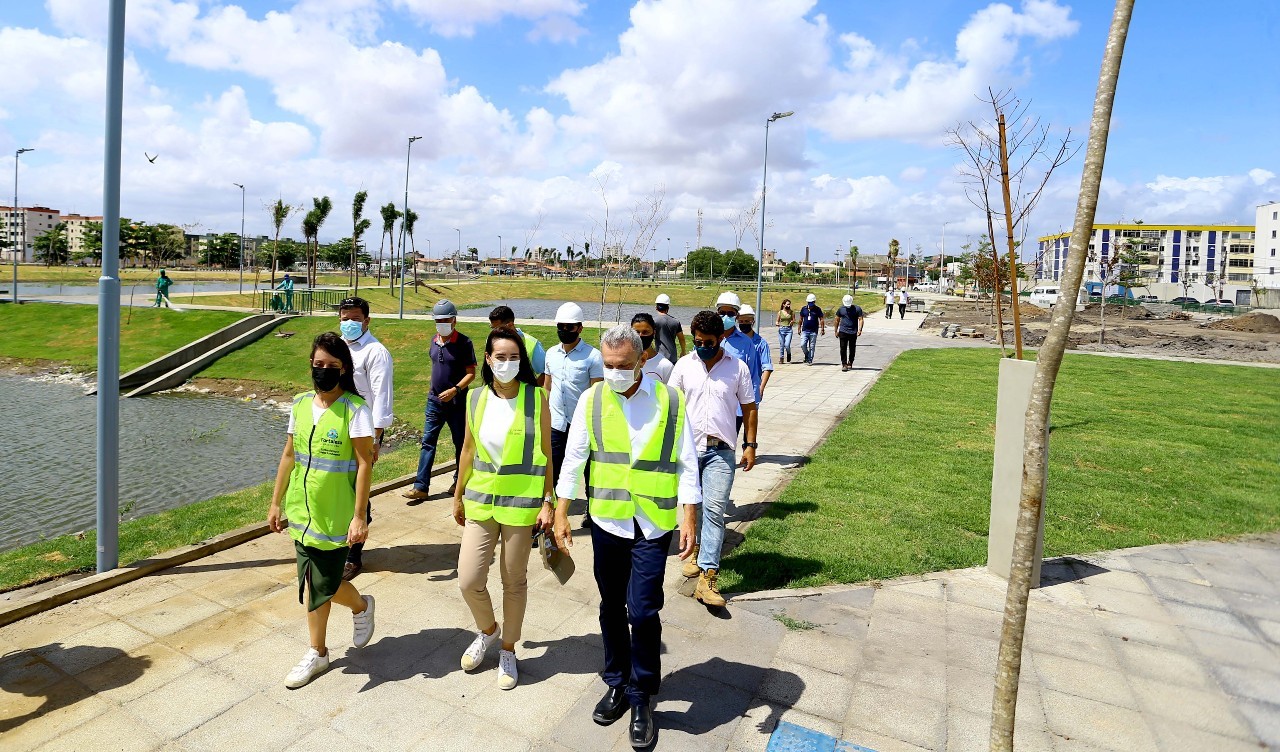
[925,301,1280,364]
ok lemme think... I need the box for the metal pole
[12,148,33,303]
[96,0,126,573]
[399,136,420,320]
[234,183,245,294]
[756,118,770,315]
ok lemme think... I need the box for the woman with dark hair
[775,299,794,363]
[268,332,378,689]
[452,328,553,690]
[631,312,673,383]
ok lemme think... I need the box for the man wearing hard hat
[714,292,765,418]
[545,302,604,488]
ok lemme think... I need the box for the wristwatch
[742,442,758,449]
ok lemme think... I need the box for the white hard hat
[739,304,755,316]
[715,291,741,309]
[655,293,671,305]
[843,295,854,306]
[806,293,817,303]
[555,302,584,324]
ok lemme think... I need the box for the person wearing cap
[715,292,763,399]
[545,302,604,491]
[896,287,909,319]
[833,294,865,372]
[734,304,773,405]
[884,287,895,318]
[338,296,395,579]
[653,294,686,362]
[798,293,825,365]
[153,269,173,308]
[488,305,547,388]
[404,299,476,501]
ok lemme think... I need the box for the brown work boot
[680,546,701,579]
[694,568,726,608]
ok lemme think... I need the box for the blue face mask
[340,319,364,341]
[721,314,736,331]
[695,343,719,361]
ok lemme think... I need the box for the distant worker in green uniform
[267,332,378,689]
[275,272,295,312]
[153,269,172,308]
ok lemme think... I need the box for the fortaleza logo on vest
[325,428,340,441]
[319,428,344,455]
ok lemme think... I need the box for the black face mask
[312,366,341,392]
[556,327,579,345]
[738,322,753,333]
[640,334,655,350]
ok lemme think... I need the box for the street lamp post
[835,248,843,288]
[12,147,33,303]
[940,220,952,292]
[398,135,422,320]
[233,183,245,294]
[454,228,461,274]
[756,110,794,315]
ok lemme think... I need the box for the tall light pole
[454,227,461,273]
[12,147,33,303]
[757,110,794,314]
[848,239,854,290]
[835,248,843,288]
[940,220,953,291]
[498,234,503,261]
[233,183,245,294]
[398,135,421,320]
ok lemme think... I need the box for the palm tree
[887,238,901,288]
[351,191,370,294]
[270,198,294,288]
[377,202,400,286]
[301,210,319,290]
[34,223,69,266]
[309,196,332,287]
[404,208,419,291]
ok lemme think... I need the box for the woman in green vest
[268,332,377,689]
[452,328,553,690]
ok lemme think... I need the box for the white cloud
[391,0,585,39]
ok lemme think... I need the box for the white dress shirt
[555,375,701,541]
[668,351,755,451]
[347,329,394,431]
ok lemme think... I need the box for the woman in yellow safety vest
[268,332,377,689]
[452,328,553,690]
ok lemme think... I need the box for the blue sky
[1,1,1275,262]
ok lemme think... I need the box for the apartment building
[1,205,60,262]
[1255,201,1280,289]
[61,213,104,258]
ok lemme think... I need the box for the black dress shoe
[592,687,627,726]
[629,703,655,748]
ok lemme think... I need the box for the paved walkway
[3,311,1278,751]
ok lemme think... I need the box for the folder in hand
[534,529,575,585]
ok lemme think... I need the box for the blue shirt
[747,330,773,403]
[428,331,476,406]
[799,303,824,332]
[546,339,604,431]
[722,328,767,411]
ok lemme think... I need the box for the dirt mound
[1015,302,1051,320]
[1207,312,1280,334]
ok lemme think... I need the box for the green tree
[320,237,355,268]
[351,191,370,293]
[75,221,103,265]
[147,224,186,268]
[721,248,759,278]
[785,260,801,275]
[377,202,400,285]
[685,246,721,277]
[34,223,69,265]
[119,219,151,267]
[200,233,241,267]
[306,196,332,286]
[404,207,419,288]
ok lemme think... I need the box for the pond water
[0,375,287,551]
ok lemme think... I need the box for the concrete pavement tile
[839,726,932,752]
[1211,664,1280,706]
[865,611,948,661]
[74,641,199,704]
[871,588,947,626]
[944,600,1003,642]
[1079,586,1172,624]
[775,628,863,676]
[890,578,945,600]
[1030,582,1090,610]
[284,728,378,752]
[1040,689,1158,752]
[944,578,1009,613]
[122,666,254,739]
[1187,561,1276,599]
[0,677,113,752]
[842,680,945,751]
[1258,619,1280,645]
[755,658,854,722]
[945,631,999,673]
[208,631,310,693]
[233,581,306,630]
[470,669,584,740]
[1024,600,1099,635]
[609,723,730,752]
[95,581,188,618]
[1064,566,1150,595]
[782,601,871,642]
[546,685,630,752]
[1182,627,1280,670]
[1126,675,1255,740]
[1148,718,1269,752]
[0,645,67,700]
[35,620,155,676]
[190,569,287,609]
[31,705,165,752]
[1110,637,1216,690]
[1234,700,1280,749]
[1141,575,1230,611]
[0,604,114,650]
[121,592,227,639]
[1126,556,1209,585]
[1160,601,1254,641]
[947,707,1054,752]
[178,694,309,752]
[726,699,787,752]
[159,608,274,664]
[1130,545,1191,565]
[1091,611,1192,652]
[859,645,946,703]
[1217,587,1280,623]
[1023,623,1117,668]
[1027,651,1137,710]
[652,669,755,740]
[327,675,453,747]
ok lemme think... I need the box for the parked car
[1136,294,1159,303]
[1205,299,1235,309]
[1028,285,1062,308]
[1168,296,1201,305]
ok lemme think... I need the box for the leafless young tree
[722,194,760,252]
[576,174,670,327]
[989,2,1134,750]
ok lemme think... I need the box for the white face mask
[435,322,453,336]
[490,359,520,384]
[603,367,638,393]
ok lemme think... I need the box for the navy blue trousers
[414,397,465,493]
[592,522,672,708]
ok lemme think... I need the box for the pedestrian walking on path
[153,269,173,308]
[896,287,909,319]
[489,305,547,388]
[546,302,604,490]
[404,300,476,502]
[267,332,377,689]
[552,325,700,749]
[884,288,895,318]
[652,293,687,362]
[452,329,553,691]
[798,294,825,365]
[669,311,757,609]
[338,297,394,580]
[632,312,673,383]
[735,304,773,407]
[775,298,794,363]
[834,294,865,371]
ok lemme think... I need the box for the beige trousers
[457,517,533,645]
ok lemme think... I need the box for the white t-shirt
[885,291,895,304]
[476,393,518,461]
[642,352,674,384]
[897,290,909,304]
[286,395,375,439]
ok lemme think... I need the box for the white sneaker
[497,649,518,690]
[460,627,501,671]
[352,595,376,648]
[285,648,329,689]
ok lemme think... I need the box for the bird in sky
[145,152,157,163]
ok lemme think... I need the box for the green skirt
[295,541,349,612]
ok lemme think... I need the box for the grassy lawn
[0,303,247,372]
[720,349,1280,592]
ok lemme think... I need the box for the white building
[62,213,104,259]
[1,205,60,262]
[1255,201,1280,289]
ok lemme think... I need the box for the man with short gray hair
[553,324,700,747]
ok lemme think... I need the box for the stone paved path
[3,309,1277,751]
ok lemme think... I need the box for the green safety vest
[518,329,544,377]
[285,390,366,550]
[584,381,685,531]
[463,382,548,526]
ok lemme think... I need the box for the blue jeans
[777,326,793,360]
[696,447,737,571]
[414,397,465,493]
[592,523,672,708]
[800,331,818,363]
